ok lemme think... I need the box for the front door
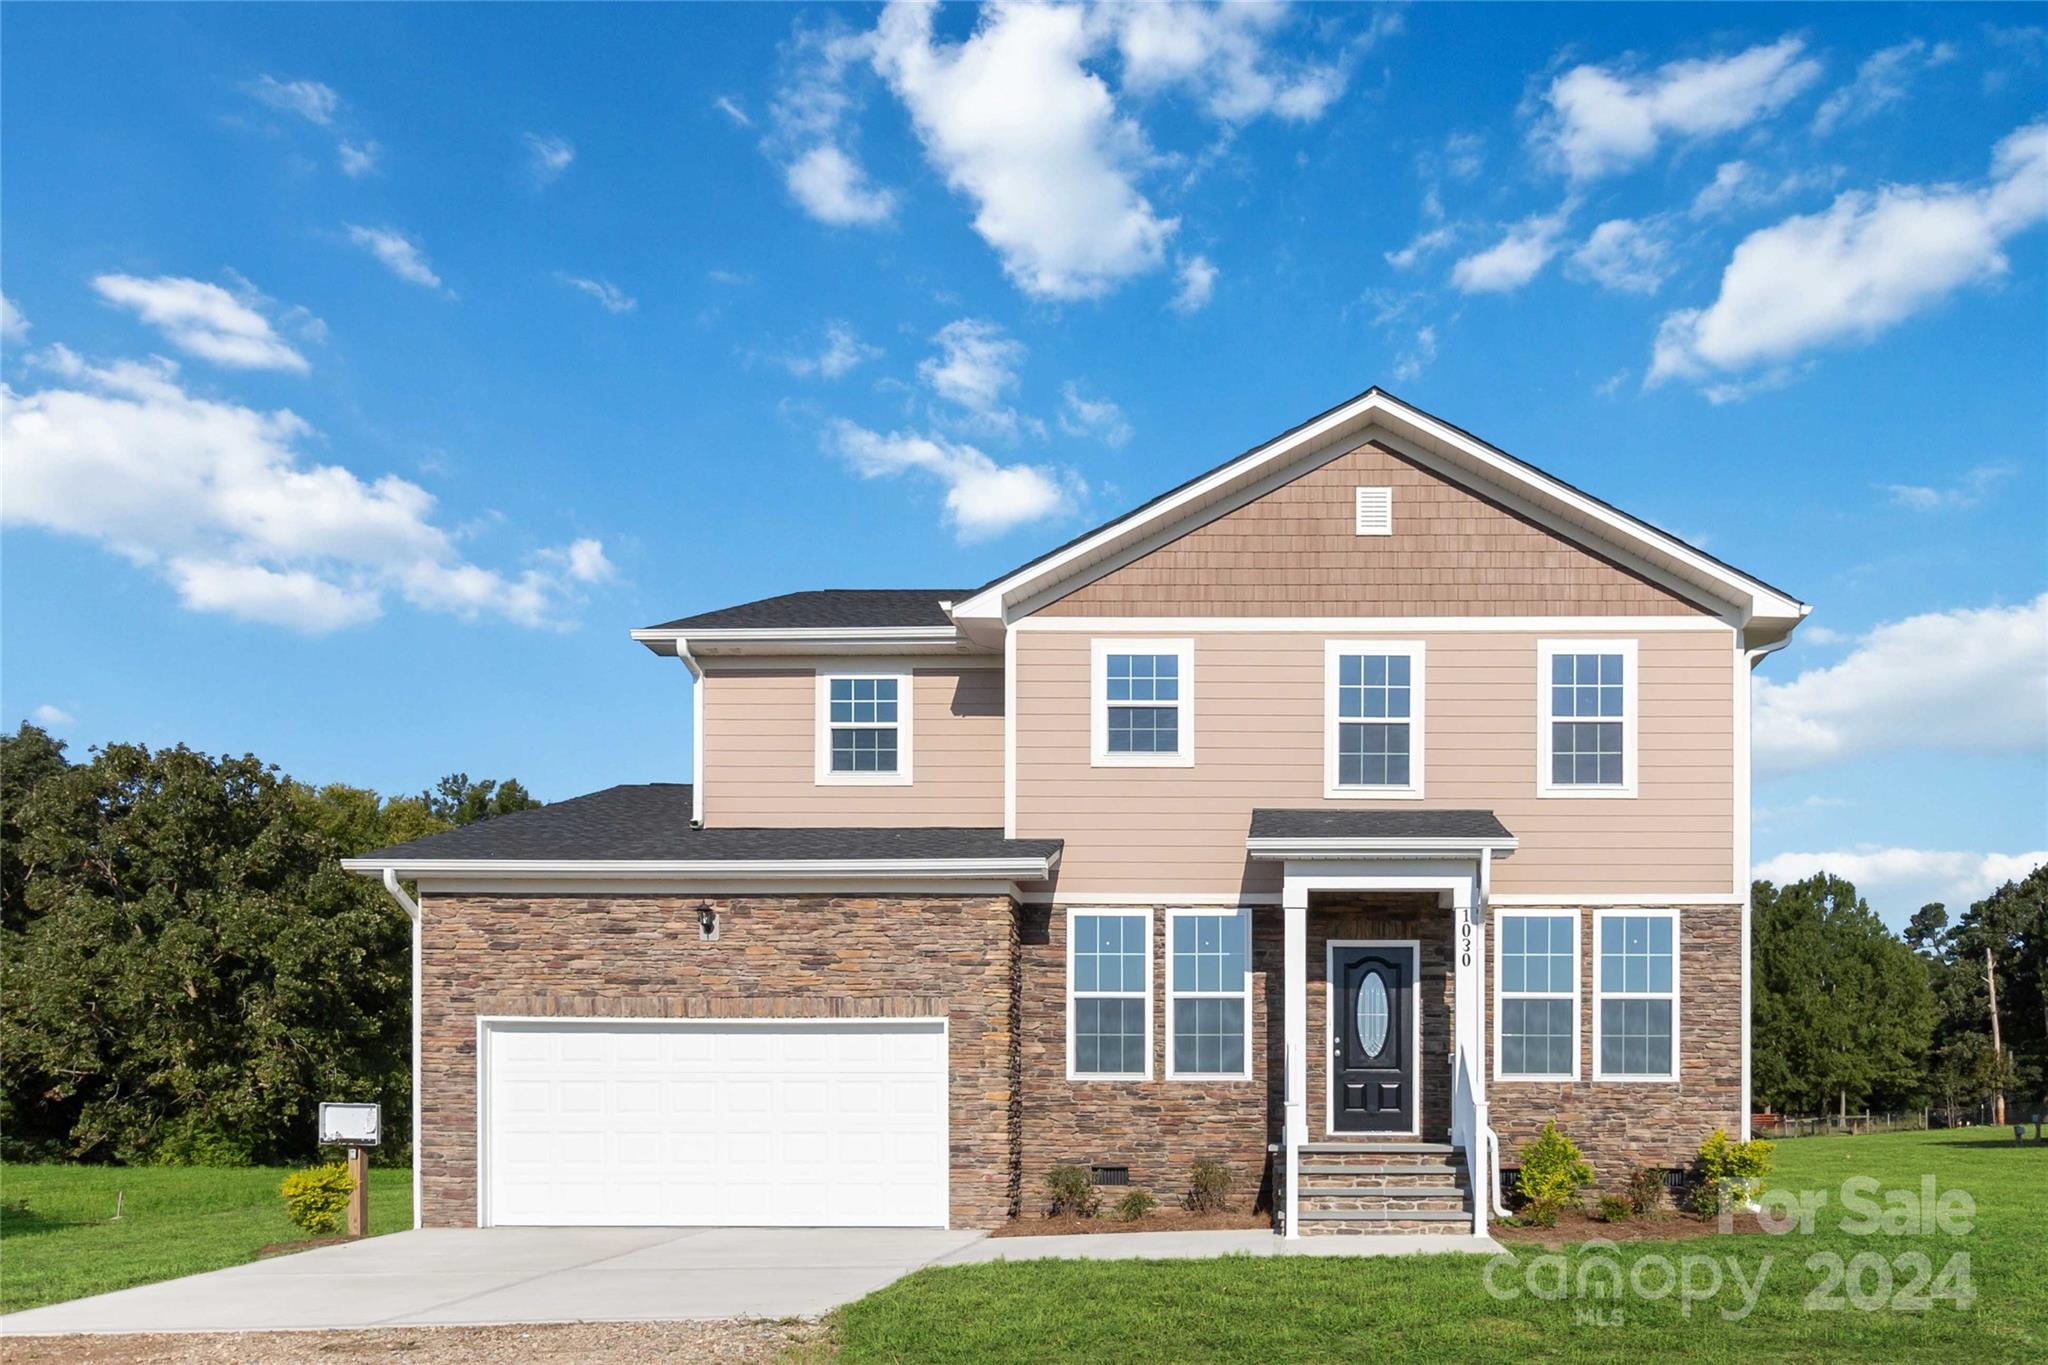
[1331,943,1416,1134]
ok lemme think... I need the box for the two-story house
[346,387,1807,1237]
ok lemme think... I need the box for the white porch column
[1282,883,1309,1239]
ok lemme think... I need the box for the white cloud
[1814,39,1958,136]
[714,95,752,128]
[29,704,74,728]
[1059,381,1132,447]
[1754,847,2046,915]
[344,224,447,292]
[871,0,1175,299]
[0,347,603,633]
[1538,37,1822,181]
[1451,205,1572,292]
[338,140,380,178]
[1754,594,2048,775]
[1882,463,2014,511]
[1385,222,1457,270]
[1392,324,1437,382]
[1569,217,1673,294]
[524,132,575,185]
[1170,254,1217,313]
[784,144,899,225]
[557,274,637,314]
[1798,624,1848,646]
[918,318,1027,431]
[1688,159,1838,218]
[541,537,615,584]
[244,75,341,126]
[829,419,1078,541]
[2,294,28,344]
[782,321,881,379]
[1109,1,1350,124]
[1651,122,2048,387]
[91,274,309,372]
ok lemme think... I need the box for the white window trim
[814,667,913,786]
[1492,908,1581,1083]
[1536,639,1638,799]
[1591,907,1681,1083]
[1164,907,1254,1082]
[1323,640,1426,799]
[1090,638,1195,768]
[1066,907,1154,1082]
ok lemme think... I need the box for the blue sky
[3,3,2044,924]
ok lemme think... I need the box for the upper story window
[814,669,913,786]
[1323,641,1425,799]
[1167,909,1252,1080]
[1537,640,1637,798]
[1495,911,1578,1081]
[1593,910,1678,1081]
[1068,909,1152,1080]
[1091,639,1194,767]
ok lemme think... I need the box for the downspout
[377,867,424,1231]
[1738,633,1794,1145]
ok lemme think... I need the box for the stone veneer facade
[417,891,1741,1227]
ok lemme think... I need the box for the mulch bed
[1490,1207,1775,1248]
[255,1235,353,1258]
[991,1209,1270,1237]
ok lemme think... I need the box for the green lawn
[0,1162,413,1314]
[830,1129,2046,1363]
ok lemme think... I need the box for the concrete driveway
[0,1226,987,1336]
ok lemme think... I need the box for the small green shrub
[1045,1164,1099,1218]
[1185,1159,1235,1213]
[1515,1121,1594,1222]
[1113,1189,1158,1221]
[1694,1129,1775,1215]
[279,1163,354,1236]
[150,1115,257,1168]
[1626,1165,1668,1216]
[1595,1193,1634,1224]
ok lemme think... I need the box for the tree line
[0,723,537,1165]
[1752,867,2047,1123]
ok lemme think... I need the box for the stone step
[1300,1185,1468,1200]
[1301,1191,1470,1213]
[1299,1164,1468,1180]
[1299,1208,1474,1236]
[1298,1141,1458,1155]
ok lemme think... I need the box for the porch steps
[1294,1143,1476,1236]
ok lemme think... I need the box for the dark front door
[1332,943,1416,1134]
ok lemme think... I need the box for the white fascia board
[341,854,1057,881]
[1245,836,1519,860]
[953,390,1805,628]
[631,626,975,658]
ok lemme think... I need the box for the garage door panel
[484,1020,948,1227]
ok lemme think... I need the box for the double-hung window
[1068,909,1152,1080]
[1495,911,1578,1080]
[1594,910,1678,1081]
[1091,639,1194,767]
[1324,641,1425,798]
[1538,640,1636,796]
[1167,909,1251,1079]
[815,669,912,785]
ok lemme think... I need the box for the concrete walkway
[0,1225,1502,1336]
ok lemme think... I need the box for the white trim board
[1013,615,1732,634]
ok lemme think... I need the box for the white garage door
[481,1019,949,1228]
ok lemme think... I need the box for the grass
[829,1129,2046,1363]
[0,1161,413,1314]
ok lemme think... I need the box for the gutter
[341,854,1058,881]
[1245,836,1518,859]
[369,868,423,1232]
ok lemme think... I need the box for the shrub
[1185,1159,1235,1213]
[1694,1129,1775,1216]
[1113,1189,1157,1222]
[1045,1164,1099,1218]
[280,1163,355,1236]
[1595,1194,1634,1224]
[1515,1121,1594,1222]
[1626,1165,1668,1216]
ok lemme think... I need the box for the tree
[1751,873,1937,1115]
[1936,866,2048,1112]
[420,773,540,827]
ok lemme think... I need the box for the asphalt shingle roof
[1249,808,1515,842]
[645,589,969,632]
[352,784,1062,864]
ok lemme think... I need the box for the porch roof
[1244,808,1517,859]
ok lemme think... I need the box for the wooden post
[347,1146,368,1238]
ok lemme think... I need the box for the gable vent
[1354,486,1393,536]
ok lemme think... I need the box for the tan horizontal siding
[703,664,1003,827]
[1040,440,1707,618]
[1015,628,1735,897]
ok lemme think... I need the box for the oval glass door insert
[1357,970,1390,1058]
